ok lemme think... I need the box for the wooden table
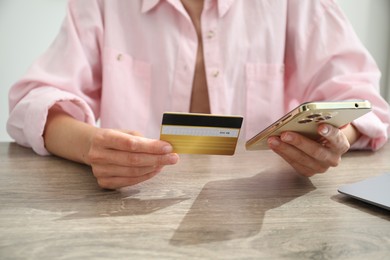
[0,142,389,259]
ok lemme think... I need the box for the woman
[7,0,390,189]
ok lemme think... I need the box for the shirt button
[212,70,220,77]
[117,54,123,61]
[207,30,215,39]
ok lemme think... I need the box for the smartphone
[245,100,372,150]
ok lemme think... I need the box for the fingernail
[281,133,293,142]
[320,126,329,136]
[168,153,179,164]
[162,145,173,153]
[268,137,280,147]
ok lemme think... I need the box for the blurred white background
[1,0,389,141]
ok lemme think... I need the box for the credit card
[160,112,243,155]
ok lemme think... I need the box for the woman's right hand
[85,128,179,189]
[44,106,179,190]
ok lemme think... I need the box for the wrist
[340,123,361,145]
[44,106,97,165]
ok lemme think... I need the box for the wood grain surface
[0,142,389,259]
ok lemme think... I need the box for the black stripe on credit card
[162,113,243,128]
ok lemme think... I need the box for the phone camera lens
[307,113,322,119]
[298,118,313,124]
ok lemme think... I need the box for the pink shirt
[7,0,390,155]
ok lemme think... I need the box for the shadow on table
[2,144,188,220]
[60,194,188,220]
[2,188,188,221]
[170,169,315,246]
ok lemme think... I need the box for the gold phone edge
[245,100,371,150]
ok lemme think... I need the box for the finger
[89,149,179,167]
[268,136,329,176]
[92,164,164,178]
[116,129,144,137]
[95,129,173,154]
[318,124,350,153]
[96,170,162,190]
[278,131,341,167]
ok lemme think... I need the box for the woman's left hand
[267,124,359,176]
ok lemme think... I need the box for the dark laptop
[338,173,390,211]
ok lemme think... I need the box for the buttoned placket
[201,3,226,114]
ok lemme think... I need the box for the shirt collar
[141,0,235,17]
[217,0,234,17]
[141,0,160,13]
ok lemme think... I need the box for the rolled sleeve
[351,112,389,151]
[7,87,96,155]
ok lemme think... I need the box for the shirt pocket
[102,47,152,130]
[245,63,285,139]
